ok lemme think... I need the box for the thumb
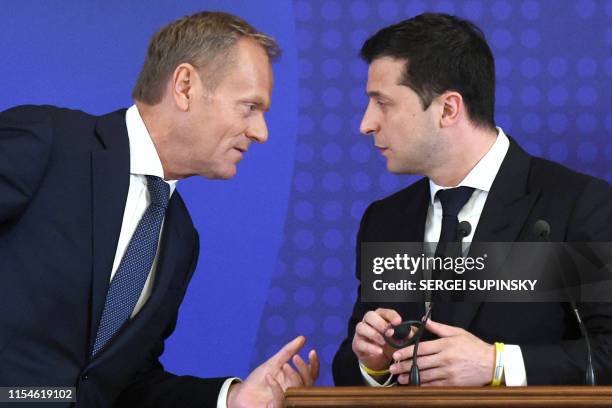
[425,319,463,337]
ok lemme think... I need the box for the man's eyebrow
[366,90,391,99]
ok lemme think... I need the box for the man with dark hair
[333,13,612,387]
[0,11,317,407]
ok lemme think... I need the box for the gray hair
[132,11,281,104]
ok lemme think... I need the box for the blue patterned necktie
[91,175,170,357]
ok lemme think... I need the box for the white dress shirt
[112,105,177,318]
[118,105,236,407]
[361,128,527,386]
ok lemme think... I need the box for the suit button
[81,374,89,381]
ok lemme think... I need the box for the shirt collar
[125,104,178,193]
[429,127,510,204]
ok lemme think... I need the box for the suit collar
[94,109,129,149]
[125,104,178,194]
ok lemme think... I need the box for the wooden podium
[285,386,612,407]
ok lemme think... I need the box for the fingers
[267,336,305,370]
[276,349,320,389]
[353,309,402,358]
[397,373,411,385]
[390,354,441,375]
[281,363,302,389]
[352,334,382,355]
[362,309,402,334]
[425,319,464,338]
[273,366,287,390]
[397,368,447,385]
[392,339,443,361]
[275,349,319,389]
[292,355,310,387]
[309,350,320,380]
[242,340,315,408]
[375,308,403,326]
[265,374,285,408]
[420,368,450,386]
[392,344,414,361]
[355,321,386,346]
[292,354,314,387]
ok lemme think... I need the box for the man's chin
[217,168,237,180]
[202,165,237,180]
[386,162,417,176]
[386,161,403,174]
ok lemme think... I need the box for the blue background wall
[1,0,610,387]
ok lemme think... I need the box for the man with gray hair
[0,11,318,407]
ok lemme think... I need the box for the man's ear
[438,91,463,128]
[171,63,199,112]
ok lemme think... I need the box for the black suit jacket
[333,138,612,385]
[0,105,227,407]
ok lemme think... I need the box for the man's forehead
[369,56,406,74]
[367,57,405,87]
[217,52,273,91]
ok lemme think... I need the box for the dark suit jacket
[0,105,227,407]
[333,138,612,386]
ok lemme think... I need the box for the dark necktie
[435,186,475,258]
[432,186,474,316]
[91,175,170,357]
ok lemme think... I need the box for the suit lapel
[86,109,196,365]
[88,109,130,355]
[450,139,540,330]
[400,178,430,242]
[142,194,192,306]
[473,139,539,243]
[86,194,194,368]
[397,179,430,316]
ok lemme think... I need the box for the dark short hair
[361,13,496,129]
[132,11,281,105]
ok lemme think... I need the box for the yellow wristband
[361,362,390,376]
[491,342,504,386]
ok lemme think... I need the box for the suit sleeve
[333,202,380,385]
[115,230,229,408]
[521,178,612,384]
[0,105,54,223]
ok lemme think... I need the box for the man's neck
[428,126,498,187]
[135,101,180,180]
